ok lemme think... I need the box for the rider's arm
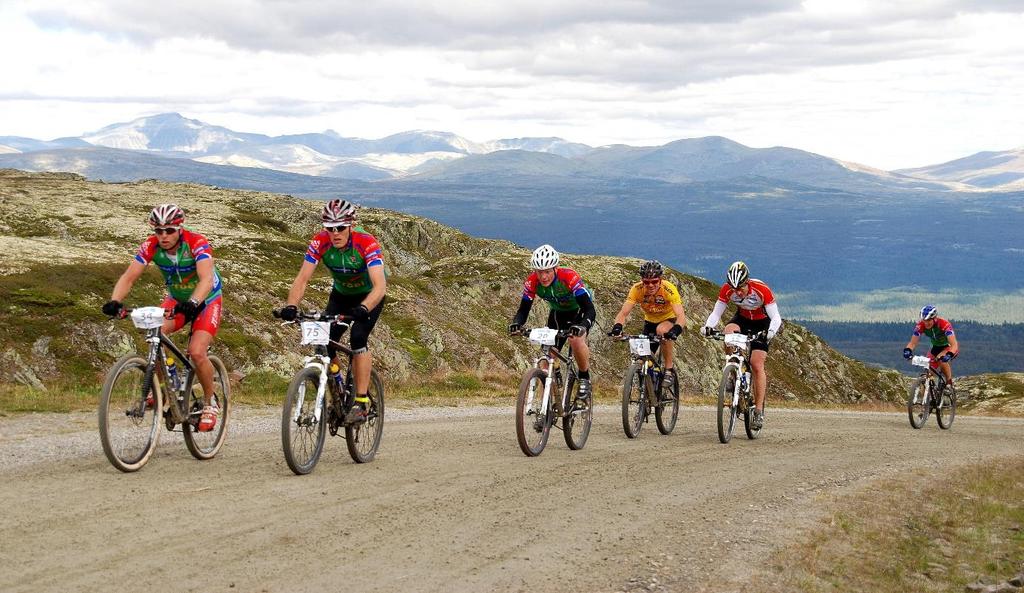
[110,260,147,302]
[671,302,686,327]
[764,302,782,338]
[612,300,636,325]
[360,265,387,311]
[189,257,215,303]
[704,300,727,329]
[512,298,533,327]
[575,292,597,329]
[945,334,959,355]
[905,334,920,350]
[286,260,318,306]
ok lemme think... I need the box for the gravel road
[1,405,1021,593]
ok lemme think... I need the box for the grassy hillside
[0,169,910,410]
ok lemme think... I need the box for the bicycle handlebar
[705,329,768,341]
[611,333,674,342]
[512,327,571,338]
[271,308,352,324]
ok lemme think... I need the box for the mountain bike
[907,355,956,429]
[98,306,231,472]
[706,329,764,443]
[513,327,593,457]
[273,309,385,474]
[612,333,679,438]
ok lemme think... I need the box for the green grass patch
[0,383,99,413]
[229,212,290,233]
[754,457,1024,593]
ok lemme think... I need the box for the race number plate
[130,306,166,329]
[629,337,651,356]
[724,333,748,348]
[300,321,331,345]
[528,327,558,346]
[911,355,932,368]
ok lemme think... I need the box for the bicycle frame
[910,356,946,405]
[713,331,756,410]
[523,331,576,423]
[139,325,196,425]
[283,316,355,426]
[616,334,668,405]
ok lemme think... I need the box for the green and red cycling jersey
[134,229,223,304]
[914,317,955,348]
[304,227,384,295]
[521,267,591,312]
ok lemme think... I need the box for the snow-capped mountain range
[0,112,1021,191]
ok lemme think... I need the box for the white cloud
[2,1,1024,169]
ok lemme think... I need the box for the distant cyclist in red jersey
[700,261,782,431]
[102,204,224,431]
[903,304,959,387]
[279,199,386,423]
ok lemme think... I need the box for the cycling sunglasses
[324,225,351,233]
[153,227,180,235]
[641,278,661,285]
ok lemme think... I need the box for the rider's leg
[723,322,741,352]
[938,361,953,386]
[346,298,384,410]
[750,349,768,412]
[187,330,216,403]
[656,320,674,370]
[569,335,590,372]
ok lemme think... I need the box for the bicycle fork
[294,356,330,424]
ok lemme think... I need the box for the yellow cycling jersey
[626,279,683,323]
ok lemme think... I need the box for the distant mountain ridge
[3,112,1021,191]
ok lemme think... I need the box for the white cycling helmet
[531,244,560,270]
[726,261,749,288]
[322,198,356,227]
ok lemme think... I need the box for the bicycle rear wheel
[717,365,739,444]
[936,385,956,429]
[621,363,646,438]
[516,368,552,456]
[562,373,592,450]
[907,377,929,429]
[346,369,385,463]
[98,354,162,472]
[183,354,231,460]
[655,368,679,435]
[282,367,327,475]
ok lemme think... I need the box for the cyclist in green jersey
[279,199,386,422]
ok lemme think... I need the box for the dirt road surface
[1,406,1021,593]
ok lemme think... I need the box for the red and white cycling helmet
[149,203,185,228]
[322,199,356,227]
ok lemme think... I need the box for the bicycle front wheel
[516,368,552,456]
[282,367,327,475]
[743,399,763,440]
[562,373,592,450]
[183,354,231,460]
[346,369,385,463]
[98,354,162,472]
[621,363,646,439]
[907,377,929,429]
[655,368,679,435]
[936,385,956,430]
[717,365,739,444]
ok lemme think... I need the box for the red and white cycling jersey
[716,279,775,321]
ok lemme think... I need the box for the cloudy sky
[2,0,1022,169]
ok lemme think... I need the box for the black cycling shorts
[727,313,771,352]
[324,290,384,356]
[642,318,676,356]
[547,308,588,350]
